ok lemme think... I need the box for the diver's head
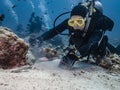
[70,5,87,18]
[69,5,87,30]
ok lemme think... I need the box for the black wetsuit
[37,9,114,57]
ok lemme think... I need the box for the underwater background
[0,0,120,46]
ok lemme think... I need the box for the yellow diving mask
[68,17,85,29]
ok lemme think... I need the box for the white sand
[0,59,120,90]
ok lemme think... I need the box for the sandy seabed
[0,59,120,90]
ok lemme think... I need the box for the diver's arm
[37,19,69,41]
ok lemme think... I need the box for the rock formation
[0,27,28,69]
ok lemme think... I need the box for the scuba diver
[27,12,44,35]
[29,0,115,69]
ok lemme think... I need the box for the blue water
[0,0,120,44]
[101,0,120,41]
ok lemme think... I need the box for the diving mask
[68,17,85,29]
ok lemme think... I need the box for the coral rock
[0,27,28,69]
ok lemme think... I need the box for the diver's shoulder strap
[81,0,95,37]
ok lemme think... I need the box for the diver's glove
[29,36,43,47]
